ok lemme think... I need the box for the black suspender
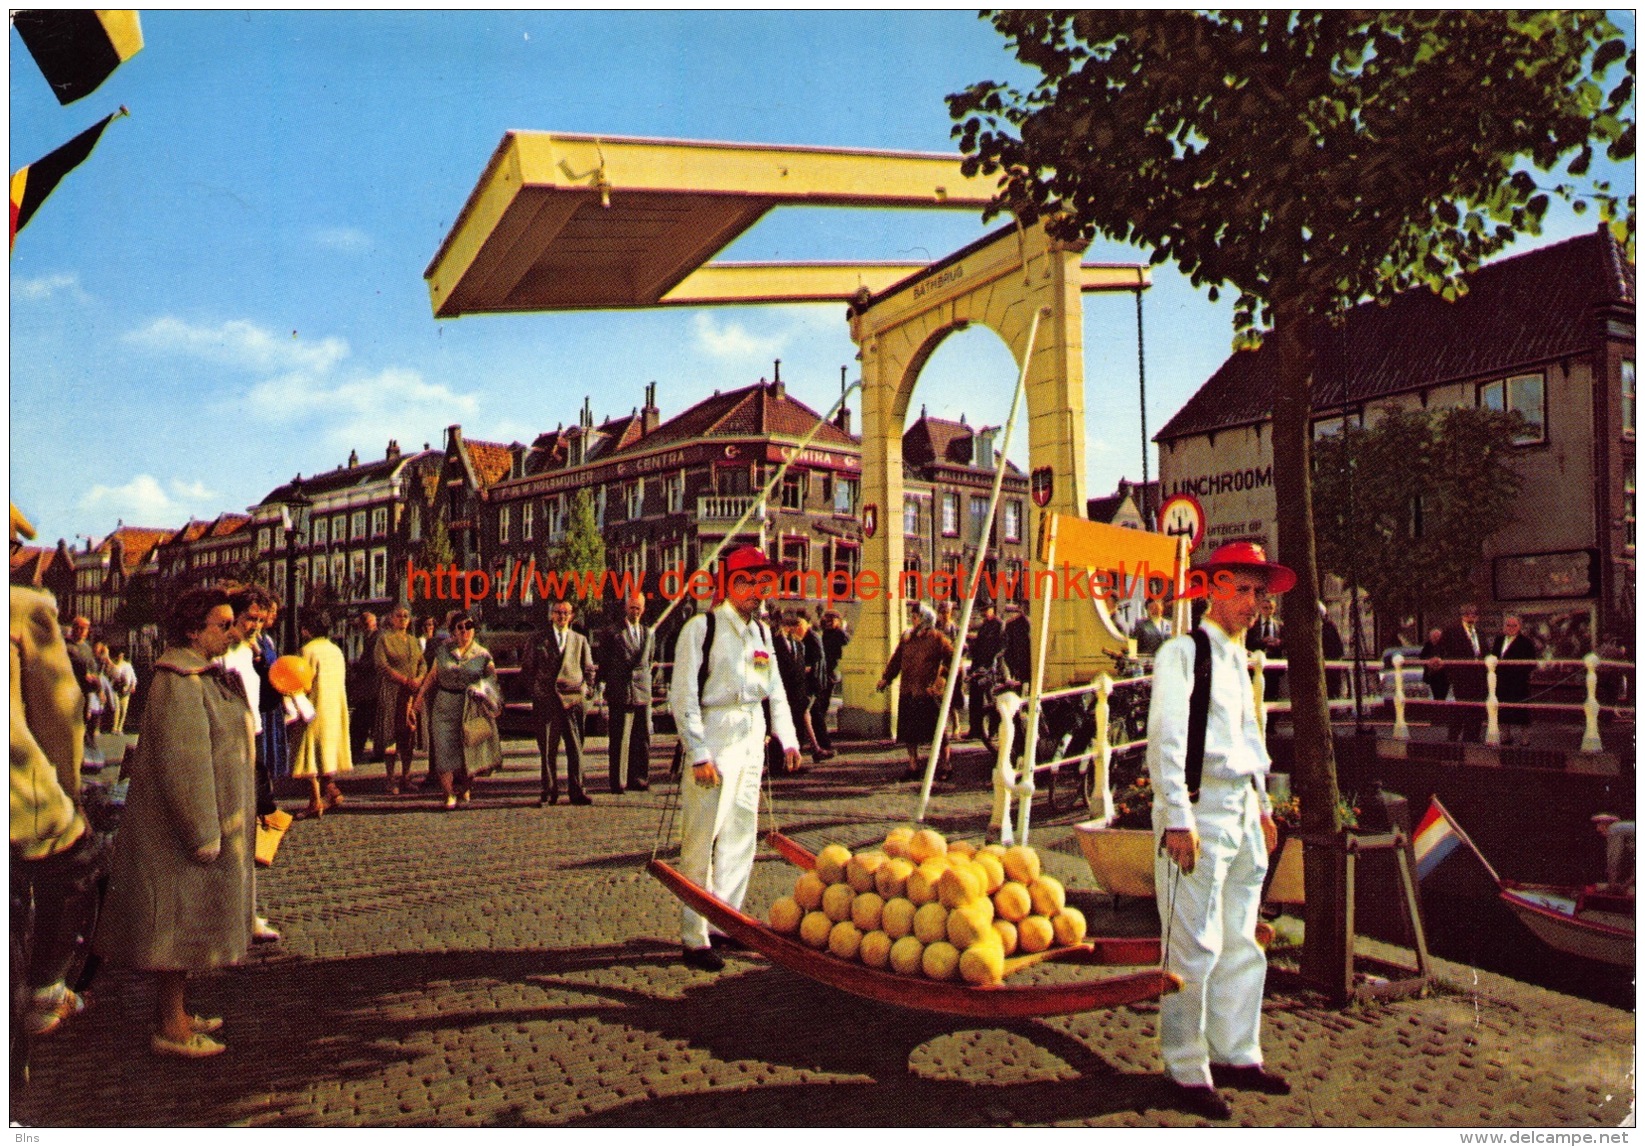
[1185,628,1213,804]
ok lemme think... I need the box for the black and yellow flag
[10,111,123,249]
[13,10,144,105]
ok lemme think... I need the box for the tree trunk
[1267,295,1349,999]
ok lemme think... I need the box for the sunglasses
[454,622,476,631]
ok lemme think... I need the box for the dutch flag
[1413,796,1464,881]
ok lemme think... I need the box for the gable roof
[902,413,1026,477]
[628,381,858,453]
[1157,228,1635,441]
[98,526,174,575]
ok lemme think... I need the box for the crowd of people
[10,487,1576,1089]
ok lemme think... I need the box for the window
[349,550,366,591]
[781,536,808,572]
[311,555,327,587]
[522,501,534,541]
[313,518,328,547]
[1003,500,1022,543]
[821,474,834,504]
[1625,472,1636,556]
[1624,360,1636,439]
[408,503,422,542]
[333,515,346,543]
[519,558,535,606]
[257,527,270,552]
[1478,373,1547,444]
[499,505,512,545]
[969,496,990,545]
[904,495,921,536]
[941,492,960,537]
[1312,411,1362,438]
[595,487,607,529]
[371,506,388,537]
[627,482,643,520]
[781,472,804,511]
[331,552,346,590]
[666,473,684,514]
[272,563,286,596]
[351,511,367,540]
[831,542,861,598]
[369,549,388,599]
[548,495,566,541]
[833,477,856,516]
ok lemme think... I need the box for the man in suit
[815,610,850,751]
[1131,596,1172,657]
[1491,613,1539,746]
[599,592,654,793]
[1429,603,1489,743]
[772,612,817,771]
[1419,626,1450,701]
[522,599,596,806]
[966,603,1005,746]
[1245,596,1285,700]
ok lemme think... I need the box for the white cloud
[312,226,371,252]
[78,474,218,523]
[13,272,90,302]
[246,364,479,450]
[692,313,784,361]
[125,316,348,375]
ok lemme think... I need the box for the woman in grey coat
[95,585,255,1058]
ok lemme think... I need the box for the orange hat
[268,654,314,696]
[1203,541,1296,594]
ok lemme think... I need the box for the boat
[1498,882,1635,969]
[647,831,1180,1019]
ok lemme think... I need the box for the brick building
[1156,228,1635,655]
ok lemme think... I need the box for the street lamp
[281,476,311,651]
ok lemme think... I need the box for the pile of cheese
[767,827,1086,985]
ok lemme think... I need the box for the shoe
[190,1015,225,1034]
[936,768,955,783]
[1210,1063,1291,1095]
[444,795,458,810]
[252,917,281,944]
[297,800,325,820]
[783,764,810,777]
[708,933,749,952]
[385,778,400,796]
[897,767,922,782]
[322,782,345,809]
[24,987,86,1036]
[569,793,592,806]
[459,789,472,804]
[152,1031,226,1059]
[538,791,557,807]
[811,749,835,762]
[1165,1080,1233,1120]
[681,945,725,972]
[628,780,650,792]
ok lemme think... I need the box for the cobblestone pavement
[14,735,1635,1128]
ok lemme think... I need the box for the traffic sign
[1157,493,1206,552]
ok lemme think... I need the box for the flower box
[1265,836,1306,904]
[1074,823,1157,898]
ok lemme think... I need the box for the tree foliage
[1313,408,1524,637]
[548,488,606,602]
[950,10,1633,996]
[950,11,1634,343]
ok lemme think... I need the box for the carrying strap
[1185,628,1212,804]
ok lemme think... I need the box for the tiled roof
[1086,493,1127,524]
[99,526,174,574]
[903,414,1026,477]
[1157,228,1635,441]
[208,513,251,538]
[632,382,858,453]
[463,439,515,490]
[10,546,54,585]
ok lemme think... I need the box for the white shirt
[670,602,798,766]
[217,641,263,736]
[1146,621,1272,831]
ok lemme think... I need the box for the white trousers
[679,707,766,950]
[1154,778,1269,1087]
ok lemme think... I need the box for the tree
[547,488,606,609]
[950,10,1632,995]
[1314,408,1525,643]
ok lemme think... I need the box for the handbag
[461,695,502,777]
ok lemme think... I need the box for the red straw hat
[1203,541,1297,594]
[719,544,780,578]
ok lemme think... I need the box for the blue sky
[9,10,1635,549]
